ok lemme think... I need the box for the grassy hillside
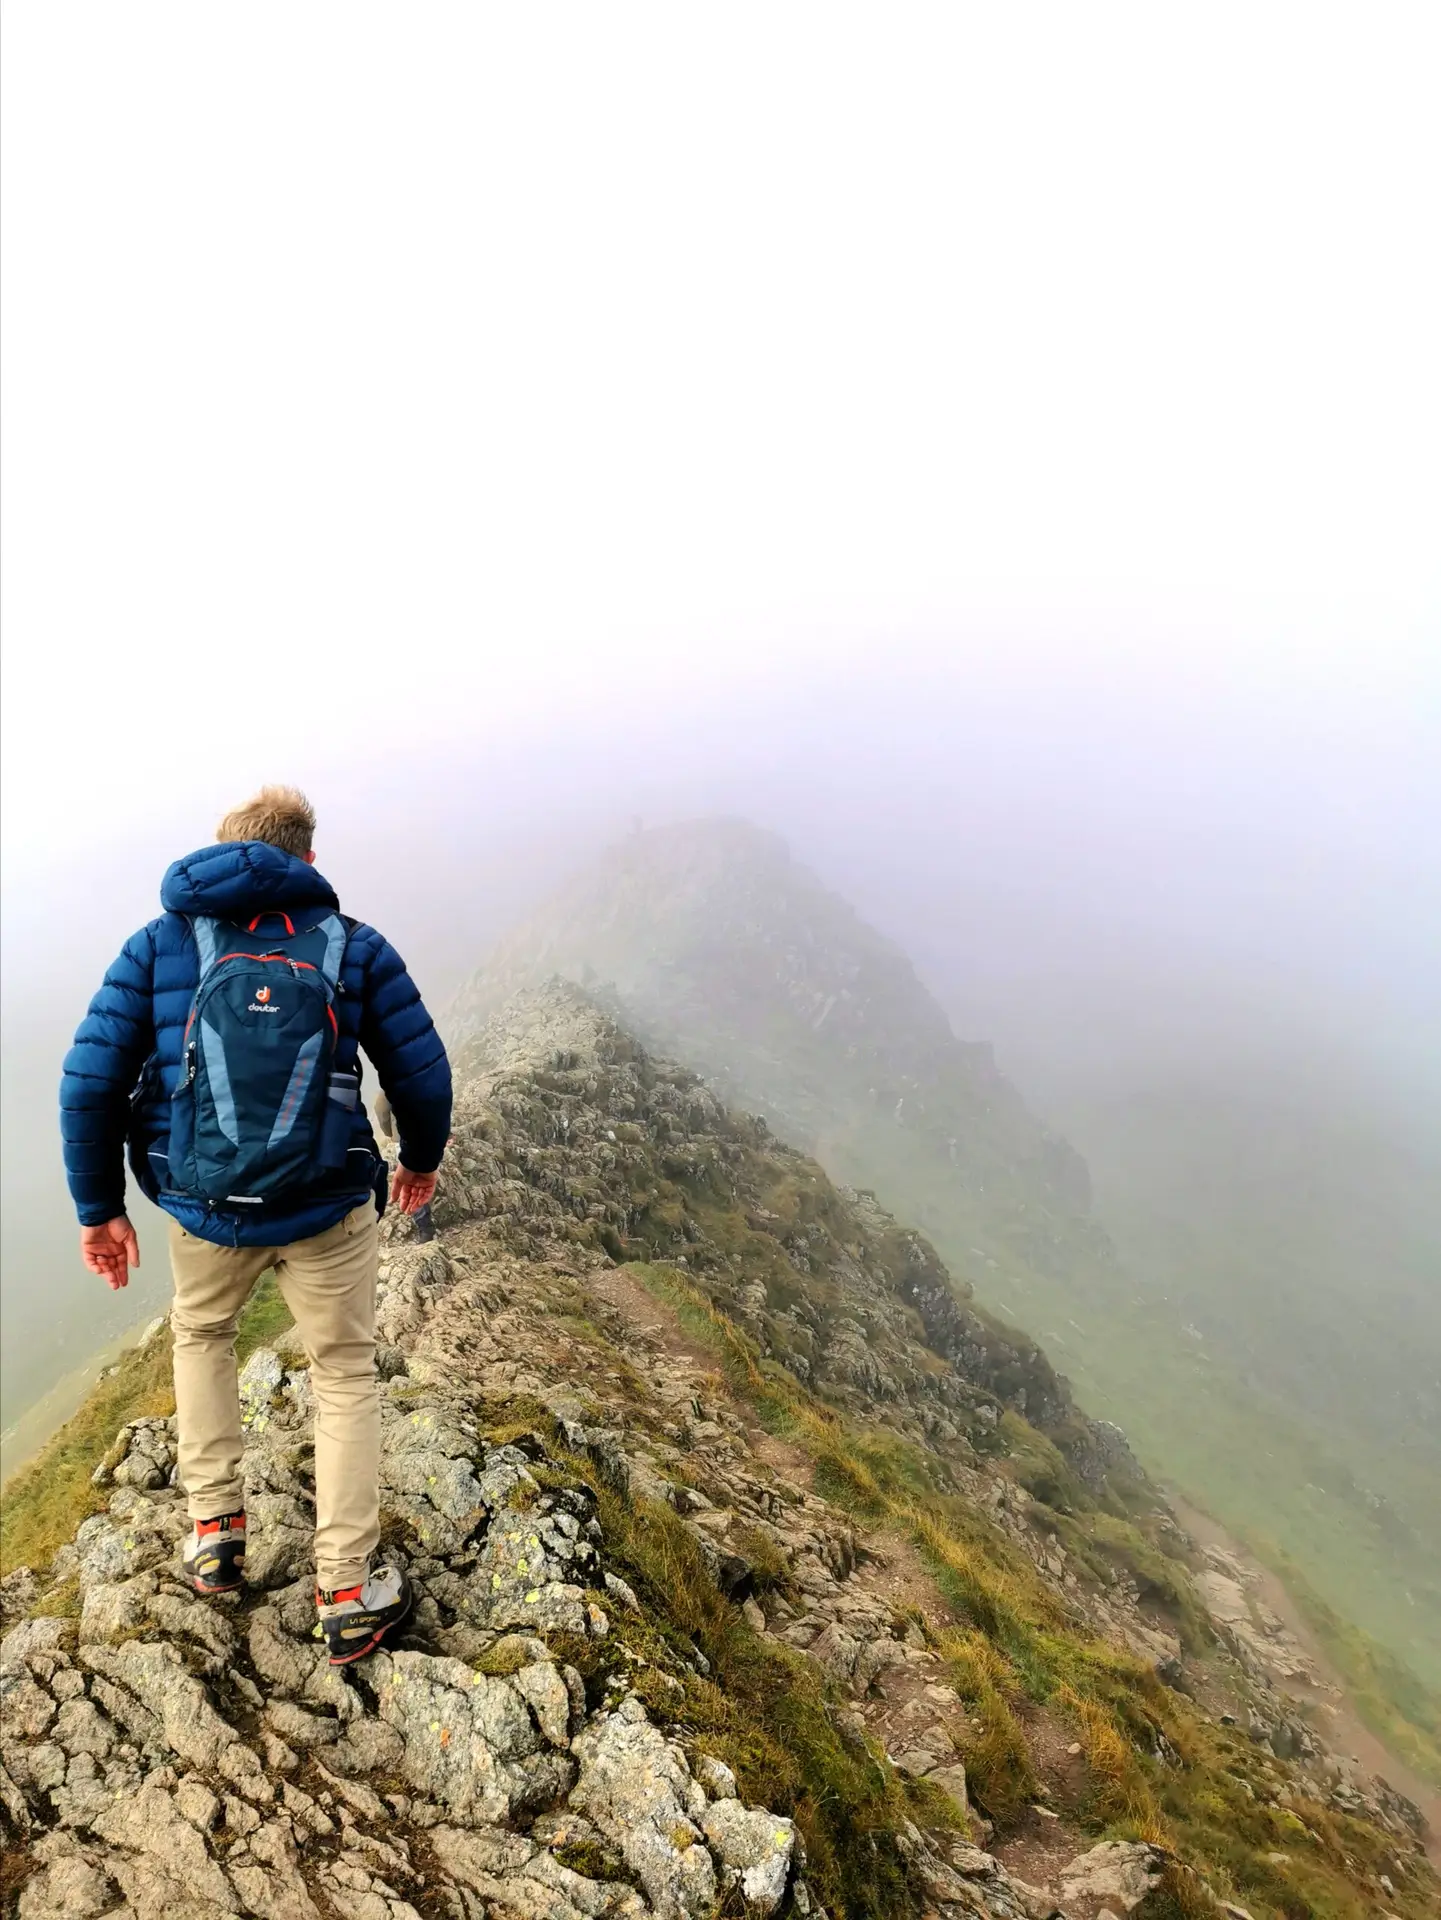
[444,819,1441,1729]
[0,1274,292,1580]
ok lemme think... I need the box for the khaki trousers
[168,1202,380,1591]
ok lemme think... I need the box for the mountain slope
[445,820,1441,1699]
[3,982,1434,1919]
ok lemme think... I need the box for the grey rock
[1059,1841,1169,1913]
[176,1775,222,1831]
[79,1641,239,1770]
[218,1741,276,1804]
[24,1742,68,1794]
[88,1672,166,1753]
[0,1565,40,1623]
[74,1513,170,1590]
[91,1780,239,1913]
[264,1700,340,1749]
[570,1699,717,1919]
[700,1797,796,1915]
[15,1837,117,1919]
[240,1493,315,1590]
[80,1573,158,1644]
[0,1751,32,1836]
[311,1759,387,1820]
[374,1648,550,1823]
[0,1617,68,1672]
[238,1348,286,1426]
[509,1656,577,1747]
[247,1607,315,1696]
[52,1698,116,1760]
[925,1760,970,1814]
[693,1752,738,1799]
[147,1593,237,1667]
[0,1666,57,1742]
[326,1715,405,1778]
[603,1571,641,1614]
[382,1447,488,1527]
[430,1822,644,1920]
[227,1813,321,1919]
[113,1449,169,1492]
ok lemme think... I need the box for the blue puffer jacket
[60,842,453,1247]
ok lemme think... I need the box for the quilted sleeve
[60,927,159,1226]
[356,929,453,1174]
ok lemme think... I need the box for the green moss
[234,1272,293,1362]
[473,1634,538,1676]
[547,1441,918,1919]
[731,1523,796,1598]
[997,1409,1084,1511]
[2,1275,291,1580]
[552,1838,635,1884]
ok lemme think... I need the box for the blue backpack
[167,910,359,1208]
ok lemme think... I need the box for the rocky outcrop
[434,983,1146,1499]
[0,1351,822,1920]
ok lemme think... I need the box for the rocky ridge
[444,821,1107,1283]
[2,984,1434,1919]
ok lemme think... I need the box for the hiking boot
[183,1511,247,1594]
[316,1563,412,1666]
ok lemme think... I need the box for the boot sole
[190,1576,246,1595]
[326,1599,412,1667]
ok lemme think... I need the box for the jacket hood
[160,841,341,921]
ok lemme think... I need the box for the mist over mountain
[445,818,1441,1691]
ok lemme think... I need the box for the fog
[3,6,1438,1463]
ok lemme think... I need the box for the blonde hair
[216,785,316,858]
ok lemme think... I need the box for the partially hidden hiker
[59,785,453,1664]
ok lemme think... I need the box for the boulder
[570,1698,717,1918]
[699,1798,796,1915]
[1059,1841,1169,1913]
[78,1641,239,1770]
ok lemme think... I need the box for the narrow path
[1173,1496,1441,1865]
[584,1264,954,1625]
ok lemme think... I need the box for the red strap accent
[215,952,318,968]
[197,1513,245,1536]
[319,1583,364,1605]
[247,912,295,936]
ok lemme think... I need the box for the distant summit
[448,818,1106,1293]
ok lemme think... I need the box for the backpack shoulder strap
[188,915,227,985]
[315,912,352,995]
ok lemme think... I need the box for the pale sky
[3,3,1437,876]
[4,4,1440,1430]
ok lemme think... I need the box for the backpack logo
[254,986,271,1003]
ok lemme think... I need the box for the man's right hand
[392,1166,438,1215]
[81,1217,140,1290]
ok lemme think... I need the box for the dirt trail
[1173,1496,1441,1864]
[585,1264,955,1626]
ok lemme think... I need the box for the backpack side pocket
[318,1069,360,1168]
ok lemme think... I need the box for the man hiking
[59,786,452,1665]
